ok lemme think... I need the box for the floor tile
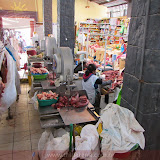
[14,131,30,142]
[16,107,28,113]
[29,117,40,125]
[0,153,12,160]
[15,116,29,125]
[29,110,39,117]
[0,143,13,156]
[28,104,35,111]
[14,122,30,132]
[14,112,28,118]
[13,151,32,160]
[16,102,28,109]
[13,140,31,152]
[0,133,13,145]
[29,115,39,122]
[31,138,39,150]
[30,129,43,141]
[29,121,41,131]
[0,119,15,128]
[0,126,14,134]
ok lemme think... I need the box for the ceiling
[89,0,129,7]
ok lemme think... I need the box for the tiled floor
[0,83,43,160]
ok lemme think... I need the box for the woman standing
[82,64,112,113]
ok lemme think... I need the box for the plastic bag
[43,132,70,160]
[28,91,38,110]
[53,128,68,138]
[72,124,100,160]
[0,44,17,116]
[38,130,54,159]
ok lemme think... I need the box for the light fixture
[85,0,90,8]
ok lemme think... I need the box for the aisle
[0,83,42,160]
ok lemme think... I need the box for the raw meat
[70,93,79,105]
[50,80,55,86]
[37,91,58,100]
[53,94,89,109]
[103,70,123,90]
[48,73,54,80]
[31,67,49,74]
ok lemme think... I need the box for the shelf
[80,27,98,29]
[80,22,110,25]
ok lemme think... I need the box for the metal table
[41,80,56,90]
[38,102,98,129]
[58,105,96,125]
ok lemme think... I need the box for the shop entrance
[2,17,35,79]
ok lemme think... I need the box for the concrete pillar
[121,0,160,151]
[57,0,75,54]
[0,17,3,41]
[43,0,52,36]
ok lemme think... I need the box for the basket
[32,73,48,80]
[38,97,59,107]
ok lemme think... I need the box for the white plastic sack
[72,124,100,160]
[43,132,70,160]
[28,91,38,110]
[98,103,145,160]
[38,130,54,159]
[0,42,17,116]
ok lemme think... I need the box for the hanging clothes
[5,44,21,95]
[0,41,17,116]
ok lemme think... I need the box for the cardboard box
[119,58,125,69]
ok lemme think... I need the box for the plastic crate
[32,73,48,80]
[38,97,59,107]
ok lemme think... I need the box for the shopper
[120,38,126,55]
[82,64,112,113]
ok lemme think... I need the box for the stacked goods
[37,91,58,100]
[52,93,89,109]
[31,67,49,74]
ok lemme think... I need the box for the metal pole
[104,29,107,70]
[82,27,84,51]
[134,0,150,117]
[86,33,89,59]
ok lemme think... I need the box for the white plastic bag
[28,91,38,110]
[38,130,54,159]
[72,124,100,160]
[43,132,70,160]
[0,44,17,116]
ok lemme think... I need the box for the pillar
[0,17,3,41]
[57,0,75,54]
[121,0,160,152]
[43,0,52,36]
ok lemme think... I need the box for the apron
[82,75,98,104]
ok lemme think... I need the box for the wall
[0,0,108,23]
[75,0,108,24]
[121,0,160,152]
